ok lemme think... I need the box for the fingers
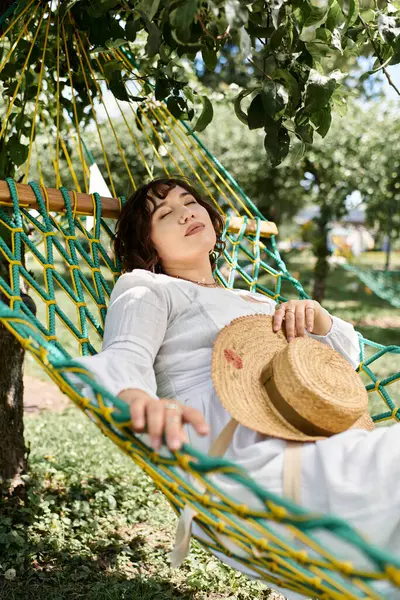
[273,301,316,342]
[119,389,209,453]
[119,388,148,431]
[284,305,297,342]
[164,402,209,451]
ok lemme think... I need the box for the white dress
[72,269,400,599]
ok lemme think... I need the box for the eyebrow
[151,191,192,214]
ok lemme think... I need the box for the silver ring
[305,307,315,311]
[165,402,181,412]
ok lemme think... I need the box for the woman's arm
[70,270,208,450]
[74,270,169,398]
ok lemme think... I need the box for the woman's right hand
[117,388,209,452]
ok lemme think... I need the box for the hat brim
[211,315,374,442]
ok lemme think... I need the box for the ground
[23,375,70,414]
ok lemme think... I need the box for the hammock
[1,3,400,599]
[343,265,400,309]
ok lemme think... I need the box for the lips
[185,223,204,236]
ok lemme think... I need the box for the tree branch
[360,15,400,97]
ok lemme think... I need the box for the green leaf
[331,28,343,52]
[125,19,140,42]
[378,13,400,45]
[202,47,218,71]
[105,38,127,50]
[102,60,123,82]
[300,4,330,41]
[239,26,251,58]
[9,140,29,167]
[59,0,82,21]
[233,88,253,125]
[170,0,198,32]
[264,124,290,167]
[183,85,195,103]
[188,96,214,133]
[225,0,249,28]
[137,0,160,21]
[270,0,285,28]
[261,80,288,119]
[167,96,186,119]
[272,69,300,111]
[340,0,360,27]
[155,76,171,101]
[295,123,314,144]
[109,76,130,102]
[310,106,332,137]
[304,70,336,113]
[145,22,161,57]
[248,93,266,130]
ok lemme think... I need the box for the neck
[162,259,215,285]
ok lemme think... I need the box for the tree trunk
[0,323,27,493]
[0,210,28,493]
[384,199,393,271]
[312,208,331,304]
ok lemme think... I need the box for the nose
[179,204,195,223]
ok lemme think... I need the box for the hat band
[263,368,335,438]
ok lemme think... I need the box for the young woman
[74,177,400,600]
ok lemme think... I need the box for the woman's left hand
[273,299,333,342]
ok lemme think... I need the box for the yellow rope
[0,0,37,42]
[24,7,52,183]
[90,48,151,181]
[64,118,91,184]
[74,29,136,192]
[34,139,46,187]
[110,50,170,175]
[69,28,116,197]
[0,5,44,141]
[38,110,64,188]
[159,103,254,217]
[0,6,36,73]
[61,21,88,193]
[60,138,82,192]
[113,48,241,216]
[145,100,226,213]
[55,0,62,188]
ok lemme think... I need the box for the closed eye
[160,200,196,218]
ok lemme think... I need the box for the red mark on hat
[224,349,243,369]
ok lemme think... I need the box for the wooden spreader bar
[0,181,278,238]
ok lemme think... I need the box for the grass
[0,409,272,600]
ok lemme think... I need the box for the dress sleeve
[71,270,169,400]
[250,289,361,368]
[306,314,361,369]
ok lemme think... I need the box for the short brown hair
[113,177,225,273]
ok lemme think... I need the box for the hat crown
[272,338,368,435]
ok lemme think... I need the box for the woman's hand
[273,299,333,342]
[117,388,209,452]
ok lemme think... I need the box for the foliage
[355,106,400,245]
[63,0,400,165]
[0,0,399,171]
[0,408,273,599]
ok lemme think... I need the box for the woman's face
[149,185,217,267]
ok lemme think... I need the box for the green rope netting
[343,265,400,309]
[1,178,400,599]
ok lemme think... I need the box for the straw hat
[211,315,374,442]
